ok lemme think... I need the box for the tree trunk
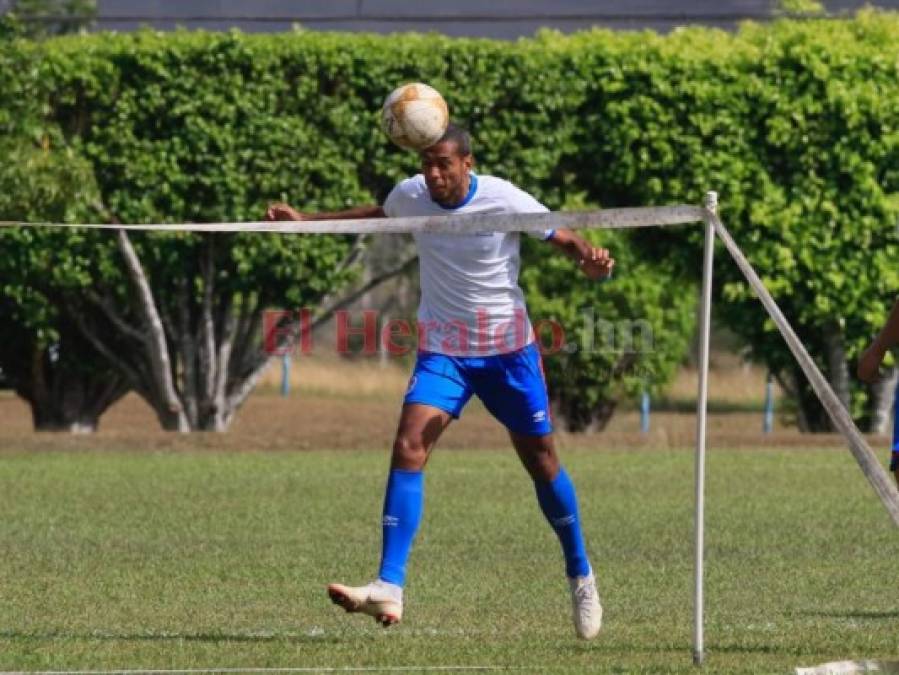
[868,365,898,435]
[116,230,190,431]
[823,320,850,412]
[17,343,129,432]
[791,321,849,433]
[794,383,833,432]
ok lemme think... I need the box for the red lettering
[416,320,438,352]
[493,308,529,353]
[475,308,490,353]
[336,310,378,355]
[262,310,297,356]
[440,320,470,355]
[381,318,413,356]
[534,318,565,355]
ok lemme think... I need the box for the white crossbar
[0,205,706,234]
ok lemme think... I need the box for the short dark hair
[436,122,472,157]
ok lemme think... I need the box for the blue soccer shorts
[403,341,553,436]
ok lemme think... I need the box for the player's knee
[516,445,558,481]
[512,432,559,481]
[528,452,559,481]
[392,435,429,469]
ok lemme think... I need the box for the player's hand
[265,202,306,222]
[858,341,887,383]
[579,247,615,281]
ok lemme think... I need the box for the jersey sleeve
[502,181,554,241]
[382,182,405,219]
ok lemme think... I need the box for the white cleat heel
[327,580,404,627]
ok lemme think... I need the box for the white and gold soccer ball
[381,83,449,151]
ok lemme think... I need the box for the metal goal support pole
[694,191,717,666]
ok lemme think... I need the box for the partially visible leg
[472,343,592,580]
[328,403,452,626]
[379,403,453,585]
[892,379,899,488]
[470,342,600,637]
[511,431,601,640]
[511,432,589,579]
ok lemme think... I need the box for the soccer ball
[381,83,449,150]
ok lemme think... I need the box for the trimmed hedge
[3,11,898,428]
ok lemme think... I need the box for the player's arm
[858,297,899,383]
[265,203,385,222]
[546,228,615,281]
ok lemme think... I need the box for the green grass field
[0,447,897,673]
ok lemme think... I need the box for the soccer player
[266,124,614,639]
[858,297,899,486]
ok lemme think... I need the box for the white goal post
[4,192,899,667]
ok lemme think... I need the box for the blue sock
[378,468,424,587]
[534,467,591,578]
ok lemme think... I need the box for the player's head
[420,123,473,206]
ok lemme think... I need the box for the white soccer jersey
[383,173,553,356]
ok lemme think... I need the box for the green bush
[3,11,898,429]
[548,13,899,429]
[522,228,695,431]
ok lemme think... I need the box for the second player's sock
[378,468,424,587]
[534,466,591,578]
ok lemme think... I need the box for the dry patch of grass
[0,351,884,454]
[256,351,780,410]
[663,358,780,410]
[256,353,410,399]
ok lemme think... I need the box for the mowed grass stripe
[0,448,896,673]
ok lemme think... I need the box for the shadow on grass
[566,642,782,655]
[797,609,899,619]
[0,630,341,644]
[566,641,813,656]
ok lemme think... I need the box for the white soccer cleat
[568,569,602,639]
[327,580,403,627]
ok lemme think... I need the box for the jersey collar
[437,173,478,210]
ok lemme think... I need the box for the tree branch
[215,300,236,411]
[156,297,180,353]
[70,310,146,395]
[230,293,260,382]
[337,234,368,273]
[116,229,186,427]
[226,351,271,413]
[85,376,131,424]
[198,234,217,413]
[176,278,199,428]
[85,290,146,343]
[311,254,418,331]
